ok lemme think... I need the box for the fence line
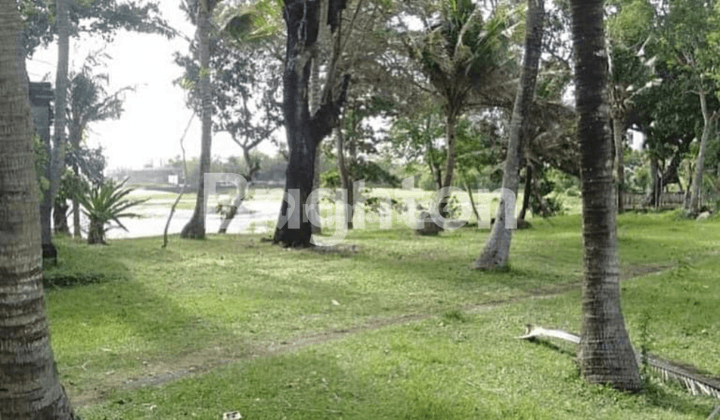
[621,192,715,210]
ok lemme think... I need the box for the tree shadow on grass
[43,241,133,288]
[79,344,496,420]
[47,274,242,406]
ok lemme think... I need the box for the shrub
[76,178,146,244]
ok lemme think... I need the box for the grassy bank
[43,211,720,418]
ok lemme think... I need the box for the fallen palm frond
[518,324,720,414]
[708,403,720,420]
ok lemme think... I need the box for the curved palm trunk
[181,0,214,239]
[570,0,641,391]
[50,0,70,237]
[689,90,713,214]
[0,3,75,417]
[474,0,544,269]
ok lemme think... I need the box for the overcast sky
[26,1,280,171]
[25,3,645,171]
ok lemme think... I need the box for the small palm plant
[76,178,146,244]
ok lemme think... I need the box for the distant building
[112,167,184,186]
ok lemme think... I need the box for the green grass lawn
[43,210,720,419]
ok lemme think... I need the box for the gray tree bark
[336,122,355,229]
[689,90,714,214]
[0,2,75,417]
[518,164,532,222]
[273,0,350,247]
[181,0,214,239]
[474,0,544,269]
[69,125,82,238]
[570,0,642,391]
[50,0,70,240]
[613,117,625,214]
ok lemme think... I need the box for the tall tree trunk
[181,0,214,239]
[31,85,57,259]
[684,159,693,210]
[689,90,713,214]
[72,193,81,236]
[518,163,532,222]
[336,124,354,229]
[570,0,641,392]
[0,3,75,417]
[69,128,81,238]
[50,0,70,239]
[309,50,323,234]
[645,155,660,207]
[273,0,349,248]
[437,108,459,217]
[422,112,442,190]
[474,0,544,269]
[462,176,480,223]
[53,200,70,234]
[442,109,458,189]
[613,117,625,214]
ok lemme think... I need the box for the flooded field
[67,188,282,240]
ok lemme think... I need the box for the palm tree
[570,0,641,391]
[50,0,70,241]
[181,0,216,239]
[0,1,76,417]
[67,63,131,238]
[408,0,510,213]
[473,0,544,269]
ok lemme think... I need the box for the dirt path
[70,263,671,408]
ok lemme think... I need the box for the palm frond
[519,324,720,403]
[708,404,720,420]
[77,178,147,235]
[219,0,282,44]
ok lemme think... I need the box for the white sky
[26,1,280,171]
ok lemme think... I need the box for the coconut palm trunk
[688,89,714,215]
[570,0,642,391]
[613,117,625,213]
[473,0,544,269]
[181,0,214,239]
[518,164,532,223]
[50,0,70,238]
[69,127,82,238]
[336,124,355,229]
[436,108,459,218]
[0,2,76,417]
